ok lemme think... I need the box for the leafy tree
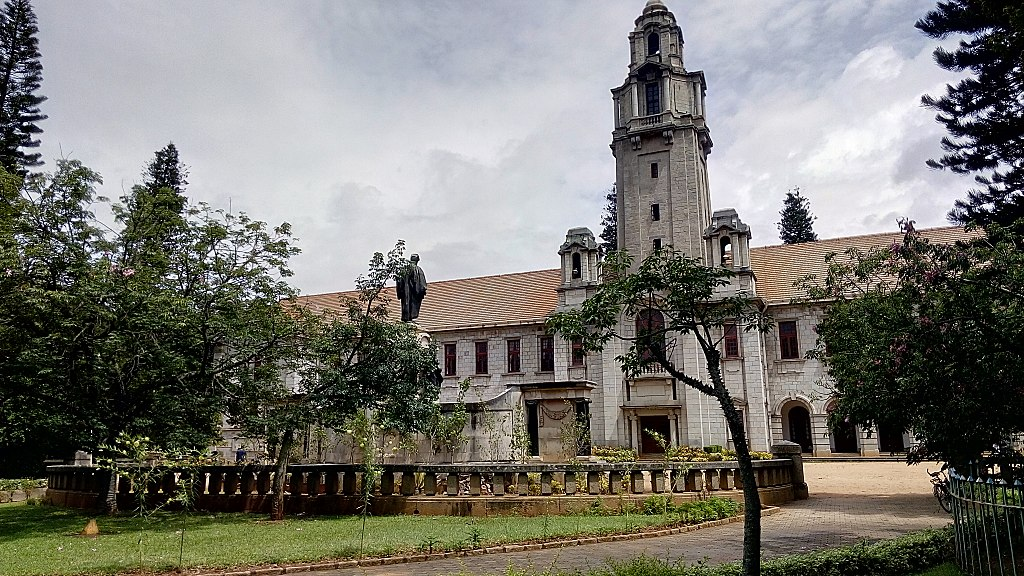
[547,249,772,576]
[777,187,817,244]
[917,1,1024,227]
[226,242,442,520]
[599,184,617,255]
[0,156,304,486]
[803,221,1024,469]
[0,0,45,175]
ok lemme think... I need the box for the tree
[917,1,1024,227]
[599,184,617,255]
[0,155,304,484]
[777,187,817,244]
[803,221,1024,469]
[226,242,442,520]
[547,249,772,576]
[0,0,46,175]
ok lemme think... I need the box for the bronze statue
[396,253,427,322]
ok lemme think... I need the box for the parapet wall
[46,444,807,516]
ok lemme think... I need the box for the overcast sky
[33,0,970,294]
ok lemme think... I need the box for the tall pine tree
[777,187,818,244]
[118,143,189,269]
[918,0,1024,227]
[0,0,45,175]
[599,184,617,255]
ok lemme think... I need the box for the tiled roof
[295,268,561,332]
[749,226,975,304]
[297,227,975,329]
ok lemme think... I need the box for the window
[443,343,457,376]
[507,339,521,373]
[571,338,585,367]
[653,238,662,251]
[636,309,666,362]
[779,321,800,359]
[645,82,661,115]
[539,336,554,371]
[650,163,659,178]
[647,32,660,56]
[475,341,489,374]
[651,203,660,221]
[723,324,739,358]
[571,253,582,279]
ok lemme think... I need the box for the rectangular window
[779,321,800,360]
[645,82,661,115]
[724,324,739,358]
[651,203,660,221]
[653,238,662,251]
[571,338,585,367]
[539,336,554,372]
[650,163,659,178]
[507,339,521,373]
[443,343,457,376]
[475,341,489,374]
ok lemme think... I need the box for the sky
[33,0,971,294]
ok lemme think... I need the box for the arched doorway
[826,403,858,453]
[877,425,906,455]
[830,419,858,453]
[782,402,812,453]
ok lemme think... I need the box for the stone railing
[46,444,806,516]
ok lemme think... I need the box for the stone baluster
[447,473,459,496]
[256,470,272,495]
[651,470,665,493]
[379,471,394,496]
[288,471,304,495]
[400,471,416,496]
[492,473,505,496]
[341,471,356,495]
[565,471,577,495]
[517,473,529,496]
[423,472,437,496]
[224,470,240,495]
[588,471,603,495]
[540,472,553,495]
[208,470,224,495]
[631,470,645,494]
[306,471,322,496]
[469,473,482,496]
[609,471,623,494]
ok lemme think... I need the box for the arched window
[720,236,732,266]
[636,309,666,362]
[647,32,660,56]
[571,253,582,279]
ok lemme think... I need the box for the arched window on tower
[636,309,666,363]
[571,253,582,279]
[647,32,660,56]
[720,236,732,267]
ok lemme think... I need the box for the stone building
[258,0,967,463]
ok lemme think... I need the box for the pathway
[304,461,950,576]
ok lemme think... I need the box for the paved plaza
[304,461,950,576]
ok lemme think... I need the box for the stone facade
[220,1,929,465]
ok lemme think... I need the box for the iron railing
[950,460,1024,576]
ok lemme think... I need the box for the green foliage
[0,0,46,174]
[510,401,533,462]
[592,445,638,463]
[428,379,470,463]
[803,222,1024,467]
[776,187,817,244]
[600,184,617,255]
[917,1,1024,227]
[559,402,591,461]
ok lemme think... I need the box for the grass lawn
[916,564,963,576]
[0,500,706,576]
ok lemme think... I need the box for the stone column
[771,440,808,500]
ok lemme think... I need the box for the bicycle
[928,468,951,513]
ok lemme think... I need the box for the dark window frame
[570,338,585,367]
[443,342,457,376]
[653,238,662,251]
[636,309,666,362]
[723,324,739,358]
[645,81,661,115]
[539,336,555,372]
[647,32,660,56]
[506,338,521,373]
[651,203,660,221]
[651,163,659,178]
[474,341,489,374]
[571,252,582,279]
[779,321,800,360]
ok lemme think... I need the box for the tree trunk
[269,429,294,521]
[710,361,761,576]
[99,468,118,515]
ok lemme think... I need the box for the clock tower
[611,0,713,264]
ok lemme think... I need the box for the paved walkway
[308,461,950,576]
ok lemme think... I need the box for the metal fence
[950,460,1024,576]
